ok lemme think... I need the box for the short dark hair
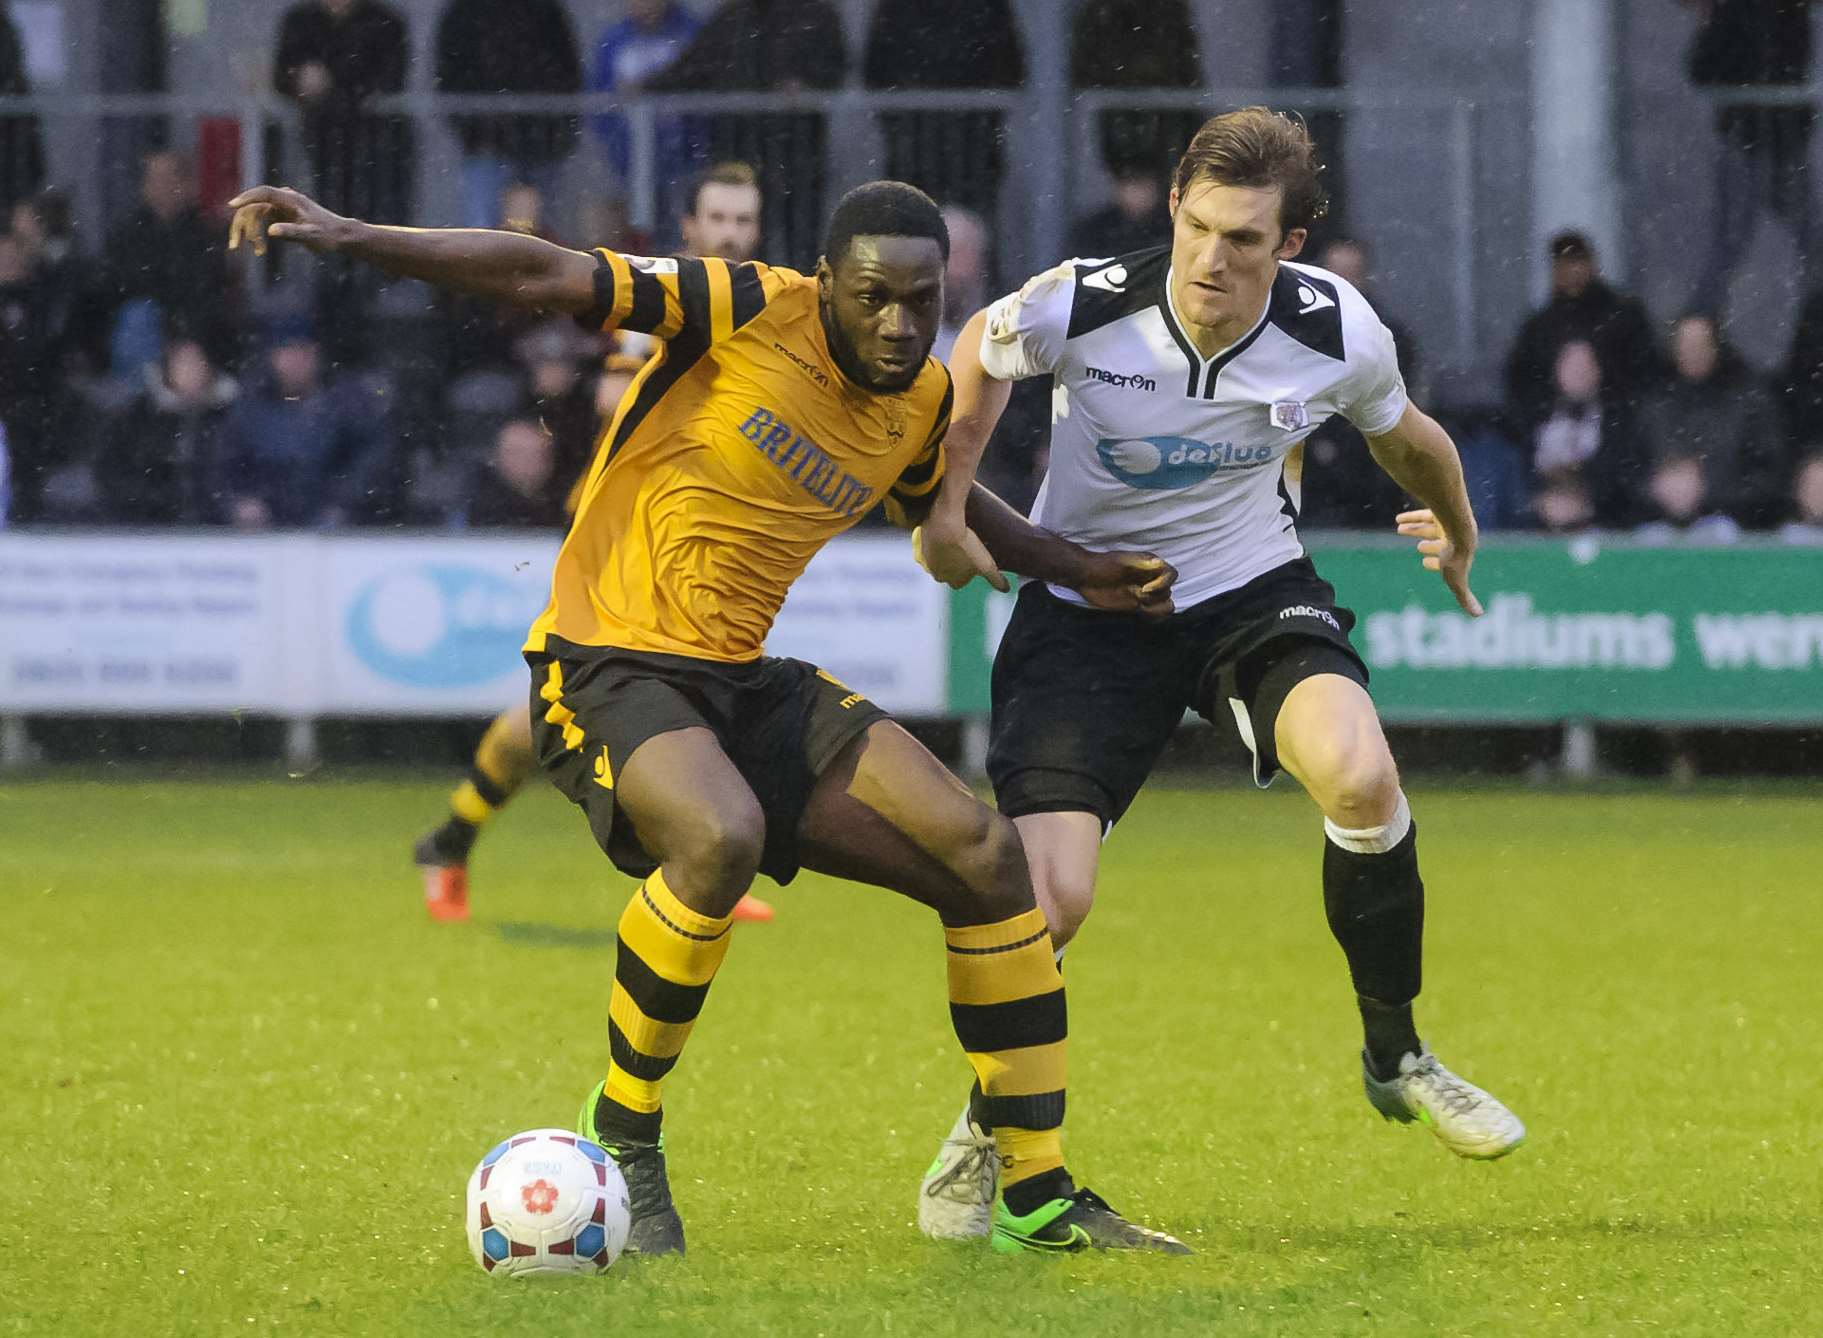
[685,161,760,217]
[1172,106,1328,238]
[822,180,949,266]
[1549,230,1594,261]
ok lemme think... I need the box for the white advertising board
[0,533,314,713]
[769,534,948,714]
[0,531,950,717]
[318,534,561,713]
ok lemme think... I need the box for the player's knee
[1034,863,1095,948]
[668,802,766,905]
[1317,735,1401,829]
[950,809,1033,919]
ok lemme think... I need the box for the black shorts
[526,641,889,885]
[987,556,1369,826]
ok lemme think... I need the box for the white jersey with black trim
[980,246,1409,608]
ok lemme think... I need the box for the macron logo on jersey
[1084,366,1157,392]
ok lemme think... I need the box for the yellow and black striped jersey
[525,251,950,664]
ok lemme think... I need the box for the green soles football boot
[576,1081,686,1256]
[990,1187,1191,1256]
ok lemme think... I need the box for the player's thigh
[1013,810,1102,943]
[988,585,1184,827]
[504,700,534,752]
[795,718,1032,925]
[615,725,767,887]
[1273,672,1401,827]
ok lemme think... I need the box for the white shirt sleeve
[1336,314,1409,436]
[977,260,1077,381]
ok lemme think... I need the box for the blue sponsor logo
[345,564,541,688]
[1094,436,1277,490]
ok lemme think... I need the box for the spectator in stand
[0,8,45,215]
[935,205,990,362]
[1528,339,1644,532]
[100,150,237,376]
[1505,231,1658,435]
[648,0,847,268]
[441,181,560,377]
[1686,0,1815,314]
[465,417,564,529]
[218,314,389,529]
[678,161,762,261]
[95,337,237,525]
[1318,236,1421,395]
[273,0,413,224]
[1072,0,1203,203]
[589,0,699,202]
[1069,162,1170,262]
[515,321,602,495]
[0,227,64,521]
[1636,313,1785,537]
[1778,452,1823,541]
[1635,454,1743,544]
[435,0,582,230]
[1778,283,1823,443]
[863,0,1024,217]
[1294,238,1428,530]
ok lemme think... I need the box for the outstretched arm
[1366,402,1483,617]
[227,186,597,314]
[913,483,1177,619]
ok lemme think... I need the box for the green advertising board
[947,537,1823,724]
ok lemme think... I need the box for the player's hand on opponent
[1072,549,1176,619]
[1396,508,1484,617]
[227,186,349,257]
[913,513,1011,593]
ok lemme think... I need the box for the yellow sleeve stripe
[706,258,734,345]
[652,272,686,341]
[592,249,636,329]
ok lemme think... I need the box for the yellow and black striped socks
[945,907,1073,1214]
[593,869,734,1145]
[447,709,539,830]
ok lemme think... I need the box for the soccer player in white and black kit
[913,107,1526,1240]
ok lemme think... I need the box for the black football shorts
[526,640,889,884]
[986,556,1370,826]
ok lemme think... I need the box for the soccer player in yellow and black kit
[228,178,1187,1256]
[412,162,776,926]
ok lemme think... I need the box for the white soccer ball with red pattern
[465,1128,630,1276]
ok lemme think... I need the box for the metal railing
[0,86,1515,380]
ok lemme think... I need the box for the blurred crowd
[0,0,1820,544]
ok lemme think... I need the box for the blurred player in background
[411,163,774,924]
[913,107,1526,1241]
[229,176,1187,1256]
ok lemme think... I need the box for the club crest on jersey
[1270,400,1309,432]
[1094,435,1277,490]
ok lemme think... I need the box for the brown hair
[685,161,761,216]
[1171,107,1328,238]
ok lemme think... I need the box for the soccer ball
[465,1128,631,1276]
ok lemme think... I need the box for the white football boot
[917,1103,997,1240]
[1363,1049,1527,1160]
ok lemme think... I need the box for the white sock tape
[1324,790,1412,855]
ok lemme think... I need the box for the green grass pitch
[4,775,1819,1334]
